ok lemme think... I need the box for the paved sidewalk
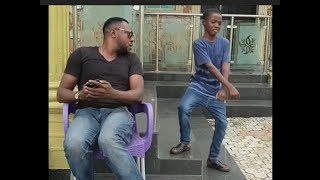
[208,117,272,180]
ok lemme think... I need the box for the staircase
[149,71,272,118]
[142,71,271,180]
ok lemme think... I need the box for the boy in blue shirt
[170,8,240,172]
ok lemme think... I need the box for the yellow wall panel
[49,122,64,135]
[49,150,69,169]
[49,5,70,169]
[49,135,64,149]
[49,5,70,82]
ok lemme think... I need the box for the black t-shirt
[64,46,143,109]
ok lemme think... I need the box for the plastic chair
[63,102,154,180]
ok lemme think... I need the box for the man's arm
[107,74,144,104]
[56,48,85,103]
[56,73,79,103]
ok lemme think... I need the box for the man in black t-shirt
[57,17,144,180]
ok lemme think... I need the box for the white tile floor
[208,117,272,180]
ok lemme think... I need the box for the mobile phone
[87,79,100,88]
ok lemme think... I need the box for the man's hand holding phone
[82,79,114,100]
[86,79,100,88]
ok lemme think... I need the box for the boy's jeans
[178,87,228,162]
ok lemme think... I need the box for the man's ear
[111,30,117,38]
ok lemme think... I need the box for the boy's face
[203,13,222,36]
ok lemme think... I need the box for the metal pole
[263,17,269,73]
[139,5,144,67]
[265,17,271,72]
[267,17,272,70]
[191,16,196,73]
[73,5,78,50]
[188,16,193,68]
[156,14,159,72]
[229,16,234,64]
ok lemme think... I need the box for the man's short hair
[102,17,129,36]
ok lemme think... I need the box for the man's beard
[116,43,130,55]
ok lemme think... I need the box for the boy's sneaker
[207,159,230,172]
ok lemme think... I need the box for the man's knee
[64,136,88,156]
[98,132,121,148]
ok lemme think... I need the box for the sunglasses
[116,28,134,38]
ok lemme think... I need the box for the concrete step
[157,98,271,118]
[49,170,201,180]
[224,100,272,117]
[156,99,204,175]
[95,173,202,180]
[144,72,268,83]
[156,99,247,180]
[156,83,272,100]
[157,113,203,175]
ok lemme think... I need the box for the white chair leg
[141,158,146,180]
[70,171,76,180]
[136,157,141,172]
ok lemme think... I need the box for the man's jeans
[178,87,228,162]
[64,106,143,180]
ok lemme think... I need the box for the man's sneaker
[207,159,230,172]
[170,143,191,154]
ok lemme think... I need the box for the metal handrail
[143,12,271,18]
[139,12,272,73]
